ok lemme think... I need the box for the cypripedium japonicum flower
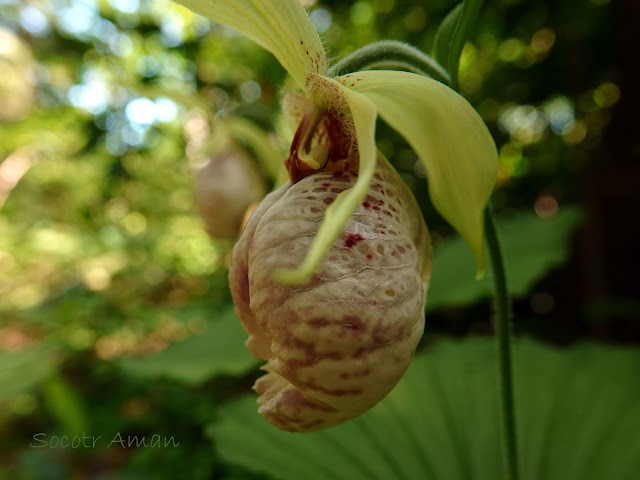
[173,0,499,432]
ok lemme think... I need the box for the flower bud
[229,156,432,432]
[193,147,266,239]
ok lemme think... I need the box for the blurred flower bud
[193,144,267,239]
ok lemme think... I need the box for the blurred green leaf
[433,2,463,71]
[427,207,583,311]
[43,374,90,436]
[0,346,59,403]
[207,338,640,480]
[118,308,256,385]
[433,0,484,88]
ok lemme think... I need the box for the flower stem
[485,208,520,480]
[328,40,450,85]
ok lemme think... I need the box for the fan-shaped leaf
[207,338,640,480]
[0,346,59,402]
[427,207,583,311]
[118,308,255,385]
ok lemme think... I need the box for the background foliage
[1,0,638,478]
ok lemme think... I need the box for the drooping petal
[173,0,327,88]
[338,70,498,275]
[274,75,378,284]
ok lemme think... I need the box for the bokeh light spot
[351,2,374,26]
[125,97,157,125]
[530,28,555,55]
[155,97,178,122]
[534,194,559,218]
[83,266,111,291]
[240,80,262,103]
[498,38,525,62]
[122,212,148,235]
[57,3,97,36]
[310,8,332,33]
[593,82,620,108]
[562,120,587,145]
[68,83,109,115]
[19,6,50,37]
[545,97,575,135]
[109,0,139,14]
[67,327,97,350]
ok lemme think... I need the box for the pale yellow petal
[339,70,498,275]
[173,0,327,87]
[274,76,377,284]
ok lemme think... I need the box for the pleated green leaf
[118,308,255,385]
[426,207,583,311]
[207,338,640,480]
[43,375,90,436]
[433,2,463,71]
[0,345,59,402]
[434,0,484,88]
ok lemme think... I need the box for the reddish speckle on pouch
[366,253,373,260]
[362,201,371,208]
[322,182,330,187]
[324,197,334,205]
[344,233,364,248]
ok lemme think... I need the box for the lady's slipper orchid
[229,154,431,431]
[173,0,499,431]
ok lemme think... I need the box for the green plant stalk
[328,40,451,84]
[485,208,520,480]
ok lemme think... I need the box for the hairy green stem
[328,40,450,85]
[485,208,520,480]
